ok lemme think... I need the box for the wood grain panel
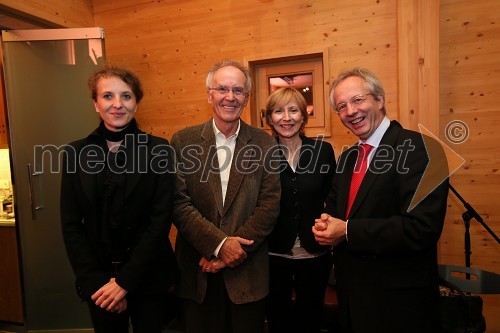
[0,0,93,27]
[441,1,500,329]
[398,0,440,133]
[96,0,399,154]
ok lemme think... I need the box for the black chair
[438,264,500,294]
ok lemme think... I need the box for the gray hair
[205,60,252,92]
[329,67,386,114]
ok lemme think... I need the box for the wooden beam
[398,0,440,133]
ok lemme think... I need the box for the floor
[0,286,339,333]
[0,323,181,333]
[0,323,24,333]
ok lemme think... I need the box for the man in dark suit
[171,60,281,333]
[312,67,449,333]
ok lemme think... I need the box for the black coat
[268,135,336,254]
[60,127,178,300]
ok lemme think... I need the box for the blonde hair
[265,87,308,136]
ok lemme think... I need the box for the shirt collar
[212,119,240,140]
[360,116,390,148]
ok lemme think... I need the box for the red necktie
[346,144,373,218]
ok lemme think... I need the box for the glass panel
[268,73,315,116]
[2,31,104,330]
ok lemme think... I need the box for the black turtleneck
[96,118,139,263]
[97,118,138,142]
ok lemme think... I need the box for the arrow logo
[408,124,465,212]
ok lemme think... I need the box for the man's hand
[312,213,347,246]
[219,236,254,268]
[91,277,128,312]
[199,257,227,273]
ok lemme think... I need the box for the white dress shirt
[212,119,240,256]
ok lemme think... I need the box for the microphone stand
[449,184,500,270]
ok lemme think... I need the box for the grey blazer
[171,120,281,304]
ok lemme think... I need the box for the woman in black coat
[264,87,336,333]
[60,66,178,333]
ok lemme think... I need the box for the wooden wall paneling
[440,0,500,330]
[0,14,46,29]
[440,0,500,267]
[0,0,93,28]
[328,1,399,151]
[95,0,399,153]
[398,0,440,133]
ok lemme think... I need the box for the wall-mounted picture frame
[246,50,331,138]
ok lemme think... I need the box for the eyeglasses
[334,93,373,113]
[208,86,248,97]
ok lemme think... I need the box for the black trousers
[338,283,442,333]
[180,273,266,333]
[266,253,333,333]
[87,292,168,333]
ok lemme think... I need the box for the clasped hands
[312,213,347,246]
[199,236,253,273]
[91,277,128,314]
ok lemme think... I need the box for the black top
[268,135,336,254]
[60,123,179,300]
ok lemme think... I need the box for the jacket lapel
[201,121,224,216]
[222,122,251,215]
[347,121,402,218]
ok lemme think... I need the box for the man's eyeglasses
[208,86,248,97]
[334,93,373,113]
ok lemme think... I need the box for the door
[1,28,105,331]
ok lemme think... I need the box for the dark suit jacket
[326,121,449,332]
[60,128,178,300]
[171,120,281,304]
[268,135,336,254]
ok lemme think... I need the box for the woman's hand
[199,257,227,273]
[91,277,128,312]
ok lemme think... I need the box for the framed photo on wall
[246,50,331,138]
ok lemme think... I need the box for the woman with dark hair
[61,65,178,333]
[265,87,336,333]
